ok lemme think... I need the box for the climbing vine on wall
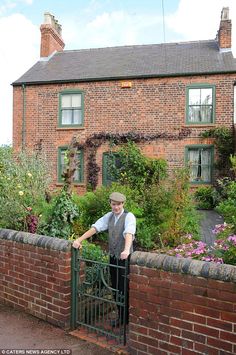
[65,128,191,191]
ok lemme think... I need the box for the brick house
[12,8,236,193]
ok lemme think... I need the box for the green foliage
[194,186,216,209]
[80,240,108,262]
[200,127,234,176]
[0,146,51,231]
[108,141,167,191]
[230,154,236,176]
[135,168,200,249]
[215,181,236,233]
[73,183,142,241]
[160,168,200,246]
[38,188,79,239]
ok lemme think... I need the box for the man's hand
[120,249,130,260]
[72,238,82,249]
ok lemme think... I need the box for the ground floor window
[185,145,213,183]
[102,152,121,186]
[58,147,83,183]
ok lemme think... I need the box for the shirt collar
[114,208,124,219]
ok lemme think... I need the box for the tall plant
[0,146,51,232]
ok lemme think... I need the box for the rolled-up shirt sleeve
[91,212,112,233]
[123,212,136,238]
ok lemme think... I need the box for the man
[72,191,136,327]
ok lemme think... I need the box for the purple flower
[227,235,236,245]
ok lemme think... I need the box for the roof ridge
[59,39,217,54]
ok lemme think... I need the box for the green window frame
[185,145,214,184]
[58,146,84,183]
[59,90,84,127]
[186,85,215,124]
[102,152,121,186]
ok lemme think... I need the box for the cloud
[166,0,236,54]
[63,10,162,49]
[0,0,33,15]
[0,13,39,145]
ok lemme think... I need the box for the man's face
[110,200,124,215]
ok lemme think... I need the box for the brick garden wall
[13,73,236,192]
[0,229,72,329]
[1,229,236,353]
[129,252,236,355]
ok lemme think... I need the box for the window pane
[188,148,212,182]
[62,110,72,124]
[60,150,81,182]
[71,94,81,107]
[201,149,211,165]
[200,106,212,122]
[188,149,200,164]
[61,95,71,108]
[189,106,201,122]
[189,89,201,105]
[189,105,212,123]
[73,110,82,124]
[201,88,212,105]
[190,165,199,181]
[201,166,211,182]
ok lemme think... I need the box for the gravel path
[198,209,224,245]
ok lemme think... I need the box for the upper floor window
[185,145,213,184]
[58,147,83,183]
[186,86,215,124]
[59,91,84,127]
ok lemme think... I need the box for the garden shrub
[194,186,216,210]
[108,141,167,191]
[0,146,51,232]
[73,183,143,241]
[38,188,79,239]
[215,180,236,232]
[158,168,200,246]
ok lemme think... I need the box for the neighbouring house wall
[13,73,236,192]
[129,251,236,355]
[0,229,71,329]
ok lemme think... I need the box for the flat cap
[109,192,126,203]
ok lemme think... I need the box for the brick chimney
[216,7,231,51]
[40,12,65,58]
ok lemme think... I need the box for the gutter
[22,84,26,151]
[12,69,236,87]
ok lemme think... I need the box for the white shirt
[92,209,136,238]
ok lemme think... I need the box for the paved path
[198,209,224,246]
[0,304,112,354]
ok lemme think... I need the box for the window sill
[184,124,216,128]
[57,127,85,130]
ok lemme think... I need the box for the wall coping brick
[0,228,71,252]
[131,251,236,283]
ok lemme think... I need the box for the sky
[0,0,236,146]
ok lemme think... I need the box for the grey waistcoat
[108,212,132,258]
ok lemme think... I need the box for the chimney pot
[40,12,65,58]
[217,7,231,51]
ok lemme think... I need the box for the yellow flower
[17,184,21,188]
[18,191,24,196]
[27,172,32,178]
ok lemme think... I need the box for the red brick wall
[0,229,71,329]
[13,73,236,192]
[129,252,236,355]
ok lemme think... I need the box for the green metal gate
[71,247,129,346]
